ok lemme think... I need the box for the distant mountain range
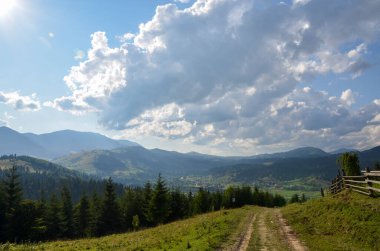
[54,144,380,188]
[1,126,379,191]
[0,126,139,159]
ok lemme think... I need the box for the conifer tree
[98,177,121,235]
[193,188,210,214]
[147,174,170,225]
[142,182,152,225]
[60,186,74,238]
[46,194,62,239]
[32,194,48,241]
[89,193,102,236]
[169,188,188,221]
[3,165,22,242]
[120,187,139,230]
[0,182,6,242]
[74,195,91,237]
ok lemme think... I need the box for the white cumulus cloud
[49,0,380,153]
[0,91,41,111]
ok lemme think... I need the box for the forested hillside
[0,165,285,243]
[0,155,123,202]
[54,146,380,194]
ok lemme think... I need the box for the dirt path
[237,214,256,251]
[222,213,256,251]
[276,210,308,251]
[223,208,308,251]
[257,210,269,251]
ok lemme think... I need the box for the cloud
[340,89,355,106]
[175,0,191,3]
[50,0,380,153]
[0,91,41,111]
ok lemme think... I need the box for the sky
[0,0,379,156]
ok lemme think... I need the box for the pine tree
[74,195,91,237]
[46,194,62,239]
[89,193,102,236]
[3,165,23,242]
[147,174,170,225]
[0,182,6,242]
[169,188,188,221]
[210,190,223,211]
[98,177,121,235]
[120,187,139,230]
[60,186,74,238]
[32,194,48,241]
[273,194,286,207]
[142,182,152,225]
[193,188,210,214]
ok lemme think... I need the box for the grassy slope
[282,190,380,251]
[3,207,254,251]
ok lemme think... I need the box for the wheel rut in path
[223,213,256,251]
[276,209,308,251]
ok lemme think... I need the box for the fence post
[366,167,374,197]
[341,169,346,190]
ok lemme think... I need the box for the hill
[0,126,138,159]
[54,146,233,184]
[0,155,123,202]
[2,206,255,250]
[0,127,49,157]
[54,146,380,193]
[282,190,380,250]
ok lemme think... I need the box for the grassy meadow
[282,190,380,251]
[1,206,255,251]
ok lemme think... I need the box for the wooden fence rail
[329,170,380,197]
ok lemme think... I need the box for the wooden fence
[329,169,380,197]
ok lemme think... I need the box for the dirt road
[224,208,307,251]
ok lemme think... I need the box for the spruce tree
[0,182,6,242]
[147,174,170,225]
[169,188,188,221]
[60,186,74,238]
[193,188,210,214]
[3,165,22,242]
[120,187,138,230]
[89,193,102,236]
[74,195,91,237]
[98,177,121,235]
[142,182,152,225]
[32,194,48,241]
[46,194,62,239]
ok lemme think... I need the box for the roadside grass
[1,206,254,251]
[282,189,380,251]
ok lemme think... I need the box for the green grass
[1,207,254,251]
[282,190,380,251]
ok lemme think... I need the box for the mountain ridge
[0,126,139,159]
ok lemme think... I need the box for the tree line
[0,154,124,202]
[0,166,286,243]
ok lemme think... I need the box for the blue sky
[0,0,379,155]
